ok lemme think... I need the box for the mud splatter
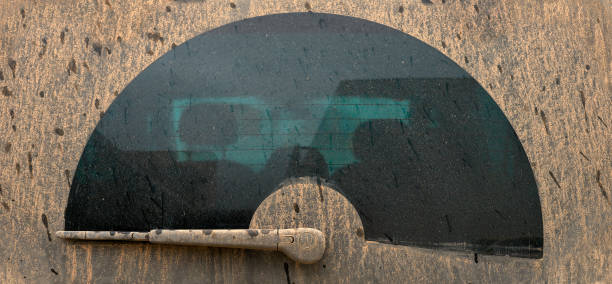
[41,213,52,241]
[247,230,258,237]
[316,177,324,201]
[92,43,102,56]
[549,171,561,189]
[293,202,300,213]
[597,116,608,128]
[67,59,77,75]
[146,32,164,43]
[64,169,71,187]
[540,110,550,135]
[283,262,291,284]
[27,152,33,175]
[579,151,590,162]
[54,128,64,136]
[596,170,610,205]
[2,86,13,97]
[39,38,48,58]
[355,228,364,237]
[8,58,17,78]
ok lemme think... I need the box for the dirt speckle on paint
[0,70,4,81]
[50,269,58,275]
[441,41,447,49]
[20,8,25,18]
[39,91,44,98]
[166,6,171,12]
[54,128,64,136]
[398,6,404,13]
[60,31,65,44]
[116,36,122,43]
[146,49,154,55]
[473,4,479,13]
[497,64,503,73]
[95,98,100,109]
[421,0,433,4]
[304,2,311,11]
[4,143,11,153]
[229,2,236,9]
[9,109,14,119]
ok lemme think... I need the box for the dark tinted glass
[65,13,543,258]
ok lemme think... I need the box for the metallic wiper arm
[56,228,326,264]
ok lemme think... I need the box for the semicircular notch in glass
[65,13,543,258]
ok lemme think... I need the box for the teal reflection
[170,96,410,173]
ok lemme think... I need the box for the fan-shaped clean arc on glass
[64,13,543,258]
